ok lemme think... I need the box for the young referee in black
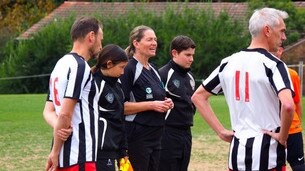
[158,35,196,171]
[92,44,129,171]
[120,25,174,171]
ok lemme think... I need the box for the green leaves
[0,17,74,94]
[0,5,248,93]
[10,2,305,94]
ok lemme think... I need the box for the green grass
[192,95,305,138]
[192,95,231,138]
[0,94,52,171]
[0,94,304,170]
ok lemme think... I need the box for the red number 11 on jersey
[235,71,250,102]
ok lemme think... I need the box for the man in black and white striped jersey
[43,17,103,171]
[192,7,294,171]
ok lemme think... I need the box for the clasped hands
[153,97,174,113]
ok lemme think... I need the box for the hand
[45,151,58,171]
[57,126,73,141]
[218,129,234,143]
[262,129,287,148]
[152,98,174,113]
[152,101,169,113]
[164,97,174,109]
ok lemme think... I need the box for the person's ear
[264,25,271,37]
[88,31,95,43]
[171,49,178,58]
[106,60,114,69]
[133,40,139,48]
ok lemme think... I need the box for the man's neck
[71,42,90,61]
[248,38,269,51]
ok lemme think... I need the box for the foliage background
[0,6,249,93]
[1,0,305,94]
[0,0,63,62]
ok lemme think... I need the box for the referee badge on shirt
[145,87,153,99]
[173,79,180,88]
[105,93,114,103]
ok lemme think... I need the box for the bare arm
[278,89,294,145]
[46,98,77,171]
[124,98,173,115]
[191,85,233,143]
[43,101,72,141]
[264,89,294,146]
[43,101,58,128]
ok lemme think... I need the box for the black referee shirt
[94,71,128,158]
[120,57,167,127]
[159,60,196,128]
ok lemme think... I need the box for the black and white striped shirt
[203,48,294,170]
[47,53,99,168]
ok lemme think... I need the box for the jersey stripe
[78,100,86,164]
[257,49,294,95]
[89,79,97,160]
[259,134,271,170]
[63,136,72,166]
[165,68,180,98]
[125,61,142,121]
[245,137,254,170]
[231,137,239,170]
[73,55,85,98]
[97,79,107,150]
[48,53,99,167]
[202,48,293,170]
[276,140,286,169]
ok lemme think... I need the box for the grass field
[0,94,304,171]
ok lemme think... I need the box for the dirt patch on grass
[0,132,296,171]
[188,134,294,171]
[189,134,228,171]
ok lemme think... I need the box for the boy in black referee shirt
[158,35,196,171]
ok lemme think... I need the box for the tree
[0,6,248,93]
[0,0,58,62]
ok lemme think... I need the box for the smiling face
[172,48,195,69]
[133,29,157,58]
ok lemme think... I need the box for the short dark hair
[70,17,102,42]
[92,44,128,73]
[170,35,196,55]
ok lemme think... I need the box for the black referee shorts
[158,126,192,171]
[125,121,163,171]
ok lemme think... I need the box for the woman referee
[120,25,174,171]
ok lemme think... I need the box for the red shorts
[57,162,96,171]
[229,165,286,171]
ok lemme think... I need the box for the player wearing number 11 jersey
[203,48,293,170]
[192,8,295,171]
